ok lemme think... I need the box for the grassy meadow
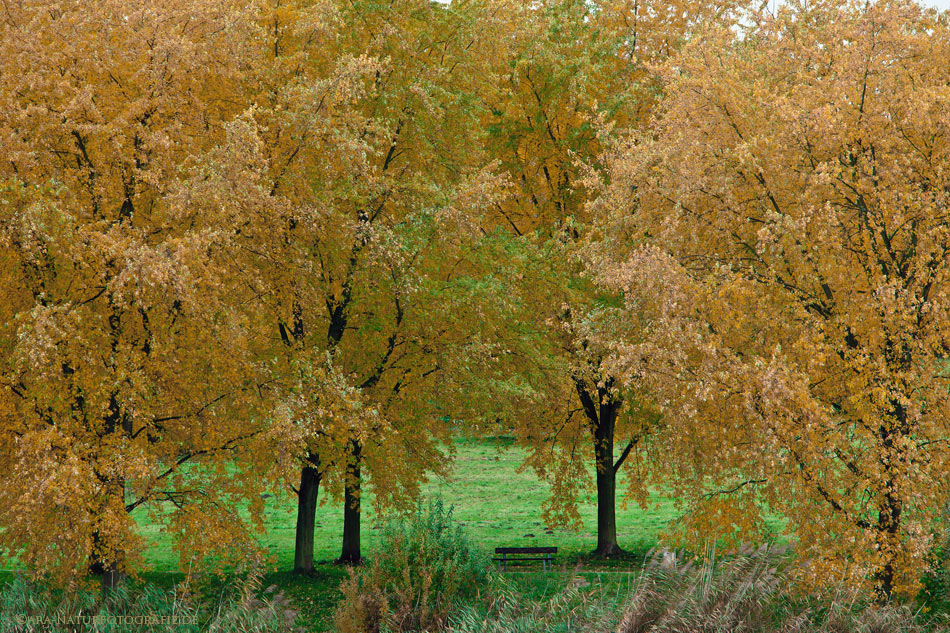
[138,437,683,572]
[0,436,684,630]
[2,437,938,633]
[106,436,778,630]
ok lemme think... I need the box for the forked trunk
[592,399,624,558]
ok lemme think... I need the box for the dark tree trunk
[293,452,322,575]
[90,548,123,591]
[99,564,124,592]
[338,438,362,564]
[874,467,902,602]
[874,399,907,603]
[89,489,127,592]
[594,458,620,557]
[592,397,623,558]
[90,388,130,591]
[575,379,626,558]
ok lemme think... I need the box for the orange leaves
[4,0,946,597]
[596,0,950,597]
[0,0,293,583]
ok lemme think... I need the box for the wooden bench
[493,546,557,571]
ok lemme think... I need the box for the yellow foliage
[597,0,950,597]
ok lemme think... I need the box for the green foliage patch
[334,499,490,633]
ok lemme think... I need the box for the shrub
[334,498,491,633]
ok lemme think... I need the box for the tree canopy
[1,0,949,601]
[594,0,950,597]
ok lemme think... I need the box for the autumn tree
[476,0,739,557]
[0,0,291,587]
[595,0,950,598]
[236,0,503,570]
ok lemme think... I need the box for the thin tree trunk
[293,452,322,575]
[338,438,362,564]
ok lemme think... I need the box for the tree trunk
[874,468,902,602]
[90,389,130,590]
[338,438,362,564]
[293,452,322,575]
[594,452,621,557]
[99,564,124,592]
[592,398,624,558]
[873,399,907,603]
[89,485,127,591]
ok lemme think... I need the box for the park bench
[493,546,557,571]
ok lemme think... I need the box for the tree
[595,0,950,598]
[0,0,287,587]
[236,0,502,570]
[476,0,739,557]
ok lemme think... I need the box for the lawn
[136,437,688,574]
[3,437,782,631]
[127,436,693,629]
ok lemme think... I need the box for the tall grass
[450,545,947,633]
[0,565,299,632]
[334,499,490,633]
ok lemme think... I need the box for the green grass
[0,437,784,631]
[125,437,691,629]
[135,436,688,574]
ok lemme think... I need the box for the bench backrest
[494,546,557,554]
